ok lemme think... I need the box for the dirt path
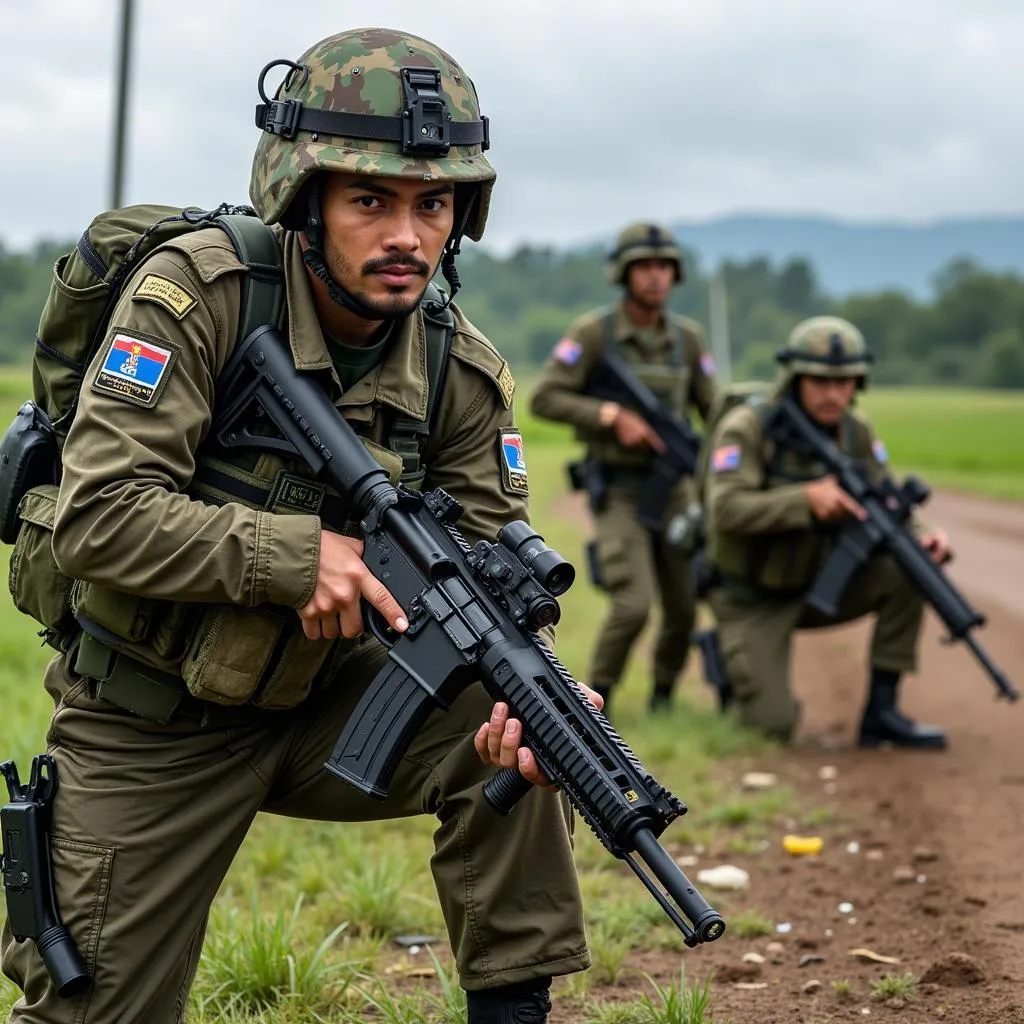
[554,490,1024,1023]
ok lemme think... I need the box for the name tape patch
[499,428,529,496]
[711,444,741,473]
[93,331,176,407]
[132,274,197,319]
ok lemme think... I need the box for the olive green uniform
[530,301,715,699]
[704,401,924,740]
[1,230,589,1023]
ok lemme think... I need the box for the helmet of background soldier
[606,222,685,286]
[249,28,495,315]
[775,316,874,390]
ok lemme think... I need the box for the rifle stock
[213,325,727,947]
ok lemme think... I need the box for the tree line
[1,236,1022,387]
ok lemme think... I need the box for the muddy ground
[558,490,1024,1023]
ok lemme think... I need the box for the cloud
[1,0,1022,252]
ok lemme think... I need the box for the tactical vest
[710,407,870,593]
[23,227,455,711]
[586,309,691,469]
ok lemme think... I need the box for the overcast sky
[3,0,1023,253]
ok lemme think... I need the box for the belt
[72,630,279,729]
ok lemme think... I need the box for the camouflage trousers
[1,641,589,1024]
[708,553,925,740]
[586,488,696,697]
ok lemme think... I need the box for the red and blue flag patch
[553,337,582,365]
[700,352,716,377]
[498,428,529,496]
[711,444,741,473]
[93,331,176,407]
[872,439,889,465]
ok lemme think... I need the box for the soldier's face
[625,259,676,309]
[318,173,455,318]
[799,375,858,426]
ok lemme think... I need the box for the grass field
[0,373,1020,1020]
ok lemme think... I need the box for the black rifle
[583,349,702,529]
[768,395,1019,702]
[212,326,726,947]
[2,755,90,997]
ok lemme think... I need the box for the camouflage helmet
[250,28,495,240]
[776,316,874,389]
[607,222,685,286]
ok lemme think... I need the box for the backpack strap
[215,214,286,341]
[388,282,455,486]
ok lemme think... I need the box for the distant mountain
[584,214,1024,299]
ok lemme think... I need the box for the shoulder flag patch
[553,337,582,365]
[132,273,197,319]
[700,352,716,377]
[711,444,741,473]
[872,439,889,465]
[92,330,177,407]
[498,428,529,497]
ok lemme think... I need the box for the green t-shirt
[324,323,394,392]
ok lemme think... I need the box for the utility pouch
[0,401,59,545]
[7,485,75,639]
[181,604,333,708]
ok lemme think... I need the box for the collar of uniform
[336,312,429,421]
[613,299,673,351]
[282,230,335,373]
[281,232,429,422]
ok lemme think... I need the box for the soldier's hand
[804,476,867,522]
[299,531,408,640]
[921,528,952,565]
[612,408,666,452]
[474,686,605,788]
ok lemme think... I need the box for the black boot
[649,682,673,712]
[858,669,947,750]
[466,977,552,1023]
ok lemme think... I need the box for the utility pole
[110,0,135,209]
[708,266,732,383]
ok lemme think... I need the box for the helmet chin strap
[301,177,392,322]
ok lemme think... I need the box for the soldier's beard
[325,242,433,320]
[626,286,668,312]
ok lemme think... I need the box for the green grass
[858,388,1024,501]
[870,972,918,1002]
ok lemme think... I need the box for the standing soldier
[702,317,950,748]
[1,28,592,1024]
[530,223,716,713]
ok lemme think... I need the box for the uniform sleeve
[685,322,716,423]
[706,407,813,535]
[527,318,609,432]
[425,365,532,548]
[51,249,321,609]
